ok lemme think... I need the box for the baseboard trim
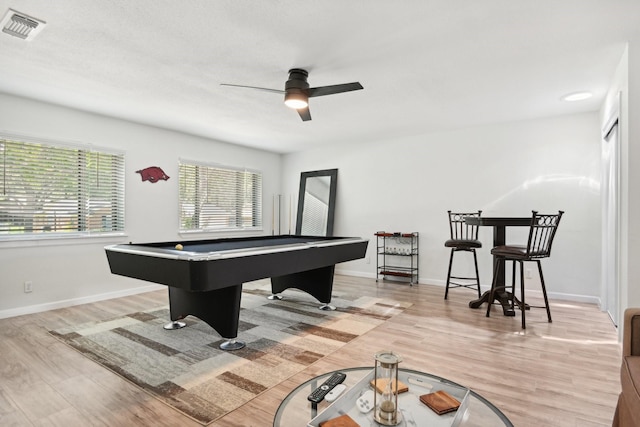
[1,271,602,320]
[337,269,601,306]
[0,284,165,320]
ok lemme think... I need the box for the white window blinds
[179,161,262,231]
[0,136,125,237]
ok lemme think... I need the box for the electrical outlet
[525,269,532,279]
[366,257,370,264]
[24,281,33,293]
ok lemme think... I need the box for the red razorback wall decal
[136,166,170,183]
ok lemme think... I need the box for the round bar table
[465,216,531,315]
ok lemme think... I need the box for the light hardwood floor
[0,276,621,426]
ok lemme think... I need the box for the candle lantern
[373,350,402,425]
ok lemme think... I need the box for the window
[0,135,125,237]
[179,160,262,232]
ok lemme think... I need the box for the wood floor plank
[0,275,621,426]
[0,386,31,427]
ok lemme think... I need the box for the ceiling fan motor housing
[285,68,310,92]
[284,68,310,106]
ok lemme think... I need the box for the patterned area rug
[49,281,411,425]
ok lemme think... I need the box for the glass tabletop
[273,367,513,427]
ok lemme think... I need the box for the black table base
[469,287,531,316]
[463,217,532,317]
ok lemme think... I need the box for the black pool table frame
[105,235,368,350]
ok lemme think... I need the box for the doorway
[602,105,620,327]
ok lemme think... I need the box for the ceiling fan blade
[308,82,363,97]
[297,107,312,121]
[220,83,284,94]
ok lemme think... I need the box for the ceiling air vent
[1,9,46,41]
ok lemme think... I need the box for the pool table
[105,235,368,350]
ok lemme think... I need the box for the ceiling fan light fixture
[284,92,308,109]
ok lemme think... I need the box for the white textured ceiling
[1,1,638,153]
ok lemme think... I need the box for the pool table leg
[166,284,245,350]
[270,265,336,310]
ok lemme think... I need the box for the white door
[602,118,620,327]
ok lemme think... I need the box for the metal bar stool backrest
[448,211,481,241]
[525,211,564,259]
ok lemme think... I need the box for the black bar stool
[444,211,482,299]
[486,210,563,329]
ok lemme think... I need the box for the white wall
[0,93,282,317]
[629,39,640,308]
[601,39,640,313]
[283,113,602,302]
[0,93,611,315]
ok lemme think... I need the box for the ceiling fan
[221,68,363,121]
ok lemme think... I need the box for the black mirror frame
[295,169,338,236]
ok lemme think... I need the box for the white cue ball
[175,244,183,250]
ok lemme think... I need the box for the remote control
[408,376,433,391]
[307,372,347,403]
[324,383,347,402]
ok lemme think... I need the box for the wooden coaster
[370,378,409,395]
[319,413,360,427]
[419,390,461,415]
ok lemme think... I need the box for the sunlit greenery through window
[0,136,125,237]
[179,161,262,231]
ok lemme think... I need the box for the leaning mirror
[295,169,337,236]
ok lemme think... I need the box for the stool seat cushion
[491,245,546,259]
[445,239,482,249]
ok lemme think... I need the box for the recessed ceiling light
[562,91,593,102]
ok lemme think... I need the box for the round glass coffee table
[273,367,513,427]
